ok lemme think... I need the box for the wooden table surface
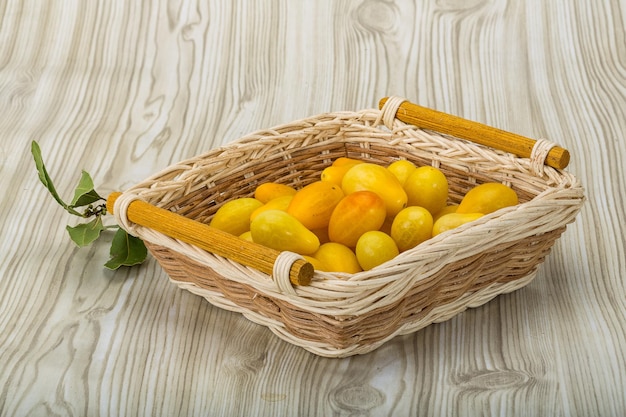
[1,1,624,416]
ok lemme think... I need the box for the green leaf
[71,170,103,207]
[66,217,105,247]
[104,228,148,269]
[33,141,147,270]
[31,141,82,217]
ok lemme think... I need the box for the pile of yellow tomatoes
[209,157,519,273]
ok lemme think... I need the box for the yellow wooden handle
[379,97,570,169]
[106,192,313,286]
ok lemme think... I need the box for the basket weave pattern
[116,99,584,357]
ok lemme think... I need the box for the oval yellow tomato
[250,210,320,255]
[355,231,399,270]
[403,166,449,216]
[310,226,331,244]
[313,242,362,274]
[286,181,345,230]
[457,182,519,215]
[210,197,264,236]
[433,204,458,222]
[341,163,407,216]
[328,191,387,247]
[254,182,297,204]
[302,255,326,272]
[432,212,484,236]
[321,157,364,184]
[387,160,417,186]
[320,165,354,185]
[390,206,433,252]
[332,157,363,167]
[250,195,293,222]
[239,231,254,242]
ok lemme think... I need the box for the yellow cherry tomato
[210,197,263,236]
[432,212,484,236]
[328,191,387,247]
[250,210,320,255]
[313,242,362,274]
[457,182,519,215]
[390,206,433,252]
[355,231,399,271]
[403,166,449,216]
[286,181,345,230]
[387,160,417,186]
[254,182,297,204]
[341,163,407,216]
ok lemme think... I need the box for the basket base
[143,221,566,357]
[169,270,537,358]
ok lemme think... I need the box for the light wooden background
[1,1,624,416]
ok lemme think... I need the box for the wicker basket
[110,97,584,357]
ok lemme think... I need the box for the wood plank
[1,0,624,415]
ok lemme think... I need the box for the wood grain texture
[1,0,624,416]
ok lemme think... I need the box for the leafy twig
[31,141,147,269]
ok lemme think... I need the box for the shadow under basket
[110,97,584,358]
